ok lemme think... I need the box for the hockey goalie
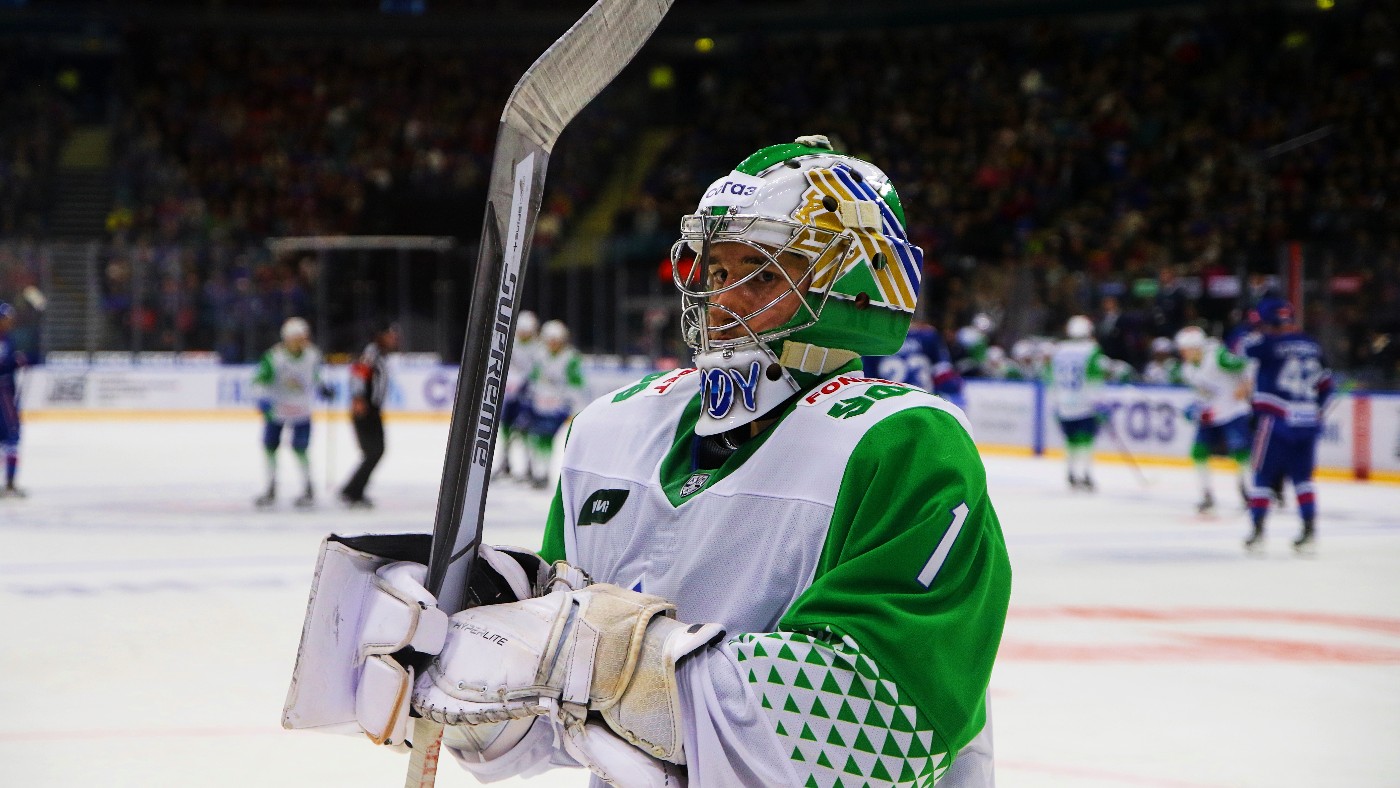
[283,136,1012,787]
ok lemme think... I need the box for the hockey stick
[404,2,673,786]
[1100,415,1152,488]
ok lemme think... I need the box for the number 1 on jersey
[918,502,970,588]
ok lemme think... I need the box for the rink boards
[18,359,1400,481]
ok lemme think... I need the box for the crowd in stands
[0,49,72,240]
[1,2,1397,383]
[618,3,1400,382]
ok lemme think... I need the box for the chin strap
[778,341,859,375]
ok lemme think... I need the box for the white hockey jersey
[1180,341,1251,425]
[528,346,586,417]
[459,366,1011,787]
[1047,339,1107,420]
[506,335,541,398]
[251,343,323,422]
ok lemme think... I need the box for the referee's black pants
[342,411,384,502]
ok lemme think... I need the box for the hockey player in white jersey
[1173,326,1253,512]
[495,310,541,480]
[251,317,329,508]
[523,319,586,488]
[1047,315,1108,490]
[1142,336,1180,384]
[284,136,1011,787]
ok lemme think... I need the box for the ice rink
[3,413,1398,787]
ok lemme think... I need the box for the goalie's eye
[755,269,778,285]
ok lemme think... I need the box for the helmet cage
[672,211,856,355]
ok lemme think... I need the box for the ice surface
[2,415,1397,787]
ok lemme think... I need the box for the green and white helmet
[673,135,924,435]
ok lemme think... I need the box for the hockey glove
[413,583,724,765]
[282,534,548,748]
[1182,403,1202,422]
[318,383,336,402]
[257,398,275,421]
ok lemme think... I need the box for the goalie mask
[672,135,924,435]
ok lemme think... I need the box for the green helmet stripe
[734,142,843,177]
[878,180,907,228]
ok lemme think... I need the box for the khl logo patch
[578,489,630,526]
[680,472,711,498]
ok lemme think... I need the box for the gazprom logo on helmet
[698,171,765,209]
[702,361,762,419]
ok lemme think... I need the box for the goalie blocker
[282,535,721,779]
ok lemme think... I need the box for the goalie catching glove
[414,582,724,764]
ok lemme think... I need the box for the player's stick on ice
[323,390,335,494]
[1101,415,1153,488]
[403,2,673,786]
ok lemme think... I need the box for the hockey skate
[0,484,26,499]
[1197,491,1215,514]
[1292,520,1316,554]
[254,483,276,509]
[1244,522,1265,553]
[294,485,315,509]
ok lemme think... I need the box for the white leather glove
[412,583,724,765]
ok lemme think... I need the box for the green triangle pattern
[880,729,905,758]
[820,672,844,695]
[846,676,871,701]
[869,758,894,782]
[825,726,846,747]
[731,629,950,788]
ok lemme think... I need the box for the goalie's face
[674,231,820,354]
[702,242,812,340]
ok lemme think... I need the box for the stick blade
[504,0,674,151]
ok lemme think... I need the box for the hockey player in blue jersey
[863,320,965,407]
[1242,298,1333,553]
[0,303,27,498]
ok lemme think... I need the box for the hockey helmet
[1066,315,1094,340]
[673,135,924,435]
[540,319,569,345]
[1254,298,1294,327]
[1173,326,1206,352]
[281,317,310,341]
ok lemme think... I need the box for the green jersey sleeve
[1085,348,1107,383]
[1216,345,1247,373]
[767,406,1011,777]
[541,483,567,564]
[252,351,275,387]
